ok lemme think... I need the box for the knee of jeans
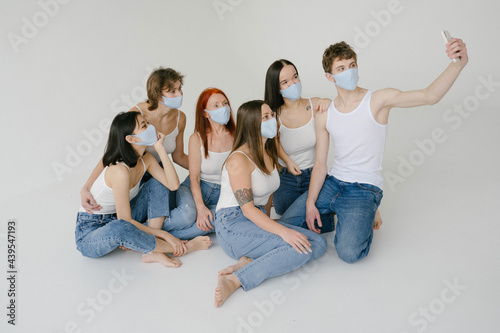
[111,220,138,241]
[179,203,197,222]
[336,245,364,264]
[273,202,286,216]
[79,248,101,259]
[274,196,297,216]
[76,240,108,259]
[311,236,327,259]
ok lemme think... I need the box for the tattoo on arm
[306,105,311,111]
[234,188,253,207]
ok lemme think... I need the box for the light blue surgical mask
[280,81,302,101]
[261,117,277,139]
[205,106,231,125]
[330,68,359,91]
[160,95,183,109]
[130,124,157,146]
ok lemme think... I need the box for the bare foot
[373,210,383,230]
[142,252,182,268]
[185,236,212,253]
[119,246,131,251]
[218,257,252,276]
[214,274,241,307]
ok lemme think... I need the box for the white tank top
[326,90,387,189]
[197,133,230,185]
[79,158,146,214]
[216,151,279,211]
[134,105,179,161]
[278,99,316,170]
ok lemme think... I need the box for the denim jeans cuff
[234,271,250,291]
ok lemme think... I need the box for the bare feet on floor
[142,252,182,268]
[218,256,252,276]
[214,273,241,307]
[185,236,212,254]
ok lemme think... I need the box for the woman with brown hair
[80,68,201,240]
[213,100,327,307]
[130,67,188,169]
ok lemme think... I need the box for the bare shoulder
[371,88,402,110]
[107,163,129,173]
[189,132,201,147]
[372,88,400,101]
[308,97,318,114]
[130,102,149,112]
[178,110,186,124]
[106,163,130,186]
[226,151,253,175]
[171,109,186,132]
[309,97,320,103]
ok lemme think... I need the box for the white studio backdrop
[1,0,499,203]
[1,1,500,332]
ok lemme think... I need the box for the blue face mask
[130,124,157,146]
[205,106,231,125]
[160,95,183,109]
[330,68,359,91]
[261,117,277,139]
[280,81,302,101]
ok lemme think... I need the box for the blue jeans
[280,175,383,263]
[274,167,335,232]
[160,176,215,239]
[214,206,327,291]
[181,175,221,221]
[75,178,170,258]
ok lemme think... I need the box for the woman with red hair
[184,88,236,232]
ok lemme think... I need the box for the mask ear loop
[125,135,135,144]
[327,73,336,85]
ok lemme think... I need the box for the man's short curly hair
[322,41,357,73]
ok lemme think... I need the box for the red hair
[195,88,236,158]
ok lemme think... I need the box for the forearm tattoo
[234,188,253,207]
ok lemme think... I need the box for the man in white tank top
[281,38,468,263]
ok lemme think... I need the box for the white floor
[1,110,499,333]
[0,175,498,332]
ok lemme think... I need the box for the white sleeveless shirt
[326,90,387,189]
[134,105,179,161]
[216,151,279,211]
[197,133,230,185]
[278,99,316,170]
[79,158,146,214]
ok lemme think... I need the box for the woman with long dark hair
[264,59,332,220]
[213,100,326,307]
[80,68,207,237]
[75,112,211,267]
[265,59,382,229]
